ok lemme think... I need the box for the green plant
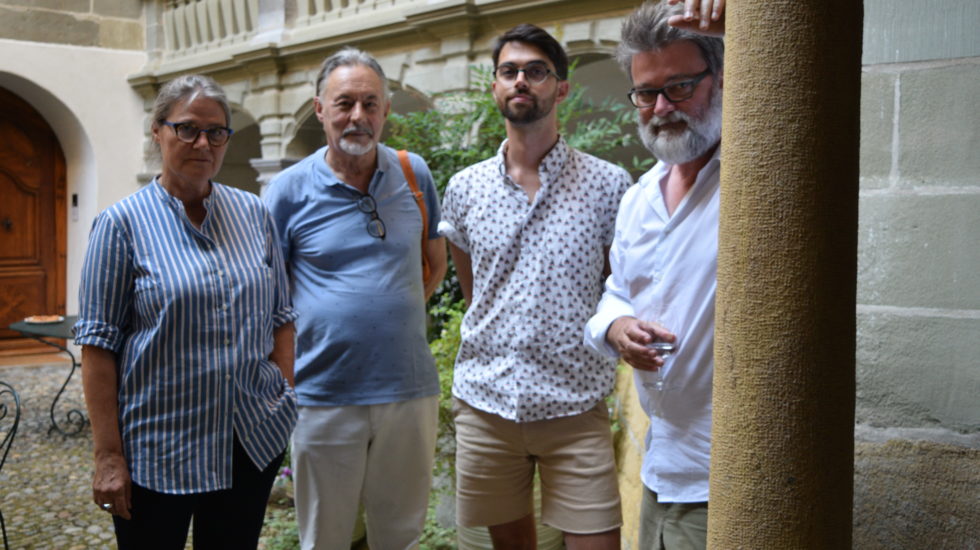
[419,497,457,550]
[259,504,300,550]
[428,300,464,465]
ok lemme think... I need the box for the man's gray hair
[617,1,724,81]
[152,74,231,127]
[315,47,390,99]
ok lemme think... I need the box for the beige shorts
[453,398,622,534]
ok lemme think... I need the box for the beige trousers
[291,396,438,550]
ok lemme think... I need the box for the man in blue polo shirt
[263,47,447,550]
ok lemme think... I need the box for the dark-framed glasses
[161,121,234,146]
[356,194,386,240]
[494,62,561,84]
[627,68,712,108]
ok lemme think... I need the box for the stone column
[709,1,862,548]
[251,158,297,196]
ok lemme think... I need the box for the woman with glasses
[74,74,297,549]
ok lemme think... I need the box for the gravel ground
[0,362,298,550]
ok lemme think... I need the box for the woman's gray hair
[617,1,724,81]
[151,74,232,127]
[314,47,390,99]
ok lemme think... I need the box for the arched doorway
[0,87,67,355]
[215,109,262,195]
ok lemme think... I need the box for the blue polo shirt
[264,145,440,406]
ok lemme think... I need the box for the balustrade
[156,0,449,59]
[161,0,260,57]
[296,0,403,26]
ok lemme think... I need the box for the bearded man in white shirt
[584,1,725,549]
[440,23,632,550]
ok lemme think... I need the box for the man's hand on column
[667,0,726,36]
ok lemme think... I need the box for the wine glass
[645,341,676,417]
[646,341,676,391]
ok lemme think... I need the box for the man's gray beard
[639,86,722,165]
[338,137,377,156]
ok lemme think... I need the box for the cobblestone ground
[0,363,298,550]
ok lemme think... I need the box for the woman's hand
[93,451,132,519]
[81,345,132,519]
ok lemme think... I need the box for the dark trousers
[113,436,285,550]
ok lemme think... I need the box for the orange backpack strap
[397,149,431,282]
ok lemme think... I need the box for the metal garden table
[7,315,87,436]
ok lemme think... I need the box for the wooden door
[0,87,67,355]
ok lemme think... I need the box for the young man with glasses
[263,47,447,550]
[439,24,632,550]
[584,2,725,548]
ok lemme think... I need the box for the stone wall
[0,0,143,49]
[852,49,980,549]
[857,56,980,433]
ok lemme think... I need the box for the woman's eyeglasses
[356,194,386,240]
[160,121,234,146]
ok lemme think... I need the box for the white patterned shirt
[439,137,632,422]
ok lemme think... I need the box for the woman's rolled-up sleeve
[263,208,298,328]
[73,212,134,353]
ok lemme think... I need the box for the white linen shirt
[440,138,632,422]
[585,146,720,503]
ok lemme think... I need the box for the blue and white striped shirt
[74,178,298,494]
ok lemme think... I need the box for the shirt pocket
[132,267,165,323]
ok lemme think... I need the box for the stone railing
[134,0,632,94]
[295,0,404,26]
[153,0,477,63]
[161,0,259,56]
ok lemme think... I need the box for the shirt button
[225,374,231,381]
[224,338,231,345]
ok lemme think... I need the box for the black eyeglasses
[160,121,234,146]
[356,194,386,240]
[627,69,712,108]
[493,62,561,84]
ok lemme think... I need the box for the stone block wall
[857,56,980,433]
[853,433,979,548]
[852,54,980,548]
[0,0,143,49]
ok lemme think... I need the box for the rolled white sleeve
[585,215,637,360]
[438,176,470,253]
[585,277,635,358]
[437,219,468,253]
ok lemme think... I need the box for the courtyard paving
[0,362,297,550]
